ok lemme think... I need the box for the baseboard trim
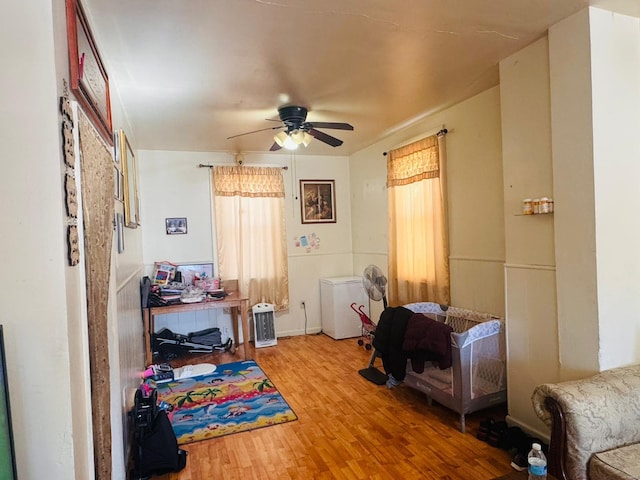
[506,414,550,443]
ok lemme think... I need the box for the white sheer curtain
[212,166,289,311]
[387,133,450,305]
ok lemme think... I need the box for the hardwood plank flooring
[155,333,514,480]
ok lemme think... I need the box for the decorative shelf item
[521,197,553,215]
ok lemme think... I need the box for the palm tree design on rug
[175,390,198,408]
[198,387,223,401]
[253,379,274,392]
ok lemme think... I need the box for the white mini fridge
[320,276,369,339]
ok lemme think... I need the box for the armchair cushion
[590,443,640,480]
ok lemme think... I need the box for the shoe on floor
[487,420,508,448]
[477,417,494,442]
[510,452,528,472]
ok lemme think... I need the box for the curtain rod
[382,128,448,156]
[197,163,288,170]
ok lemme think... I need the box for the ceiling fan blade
[307,122,354,131]
[307,128,343,147]
[269,142,282,152]
[227,125,283,140]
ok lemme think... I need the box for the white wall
[550,7,640,377]
[589,8,640,371]
[350,86,506,322]
[500,6,640,435]
[549,9,601,379]
[0,1,92,478]
[500,37,561,435]
[137,150,355,339]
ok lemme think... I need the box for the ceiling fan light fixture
[290,129,304,144]
[274,131,289,147]
[302,131,313,147]
[283,134,299,150]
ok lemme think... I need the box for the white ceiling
[82,0,611,156]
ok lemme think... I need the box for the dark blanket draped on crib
[372,307,453,381]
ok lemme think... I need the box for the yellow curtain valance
[213,166,285,197]
[387,135,439,187]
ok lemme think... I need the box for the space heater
[252,303,277,348]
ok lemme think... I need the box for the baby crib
[402,302,507,433]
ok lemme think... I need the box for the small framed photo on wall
[166,217,187,235]
[300,180,336,224]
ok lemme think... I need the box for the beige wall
[549,9,600,380]
[500,36,560,435]
[501,6,640,435]
[0,1,144,477]
[4,4,637,479]
[137,150,355,338]
[136,87,507,356]
[350,86,506,321]
[550,7,640,377]
[0,1,98,478]
[588,8,640,371]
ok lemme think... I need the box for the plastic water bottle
[527,442,547,480]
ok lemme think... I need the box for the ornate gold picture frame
[118,129,140,228]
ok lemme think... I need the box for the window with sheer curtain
[211,166,289,311]
[387,134,450,306]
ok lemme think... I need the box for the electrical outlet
[300,301,305,309]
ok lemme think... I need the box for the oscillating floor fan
[359,264,389,385]
[362,264,388,309]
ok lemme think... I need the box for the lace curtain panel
[387,134,450,305]
[212,166,289,311]
[78,109,115,479]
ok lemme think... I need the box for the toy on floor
[142,363,174,383]
[173,363,217,380]
[351,303,376,350]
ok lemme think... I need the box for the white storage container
[320,276,369,339]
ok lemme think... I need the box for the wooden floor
[156,333,514,480]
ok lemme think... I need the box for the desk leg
[231,307,240,356]
[240,301,250,360]
[230,303,251,359]
[143,309,152,366]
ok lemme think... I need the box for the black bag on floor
[188,327,222,346]
[131,388,187,479]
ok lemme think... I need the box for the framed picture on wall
[119,129,140,228]
[165,217,187,235]
[300,180,336,224]
[65,0,112,144]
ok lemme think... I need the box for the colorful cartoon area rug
[154,360,297,444]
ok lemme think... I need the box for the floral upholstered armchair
[531,364,640,480]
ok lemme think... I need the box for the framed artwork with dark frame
[166,217,188,235]
[300,180,336,224]
[65,0,112,144]
[119,129,140,228]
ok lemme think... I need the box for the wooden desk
[142,288,250,365]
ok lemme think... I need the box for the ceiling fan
[227,105,354,151]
